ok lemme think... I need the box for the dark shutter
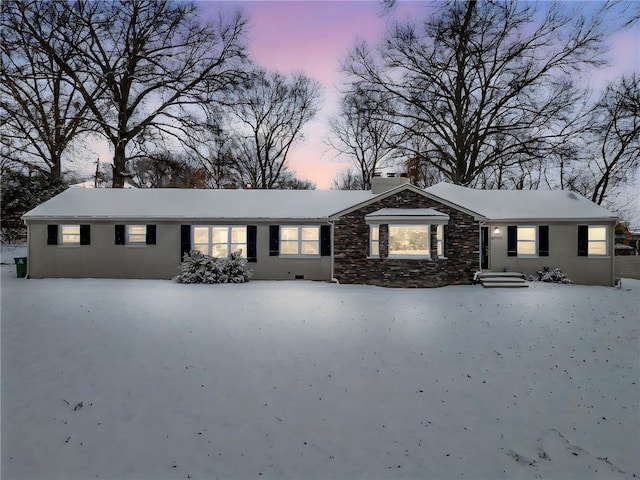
[180,225,191,260]
[320,225,331,256]
[47,224,58,245]
[80,225,90,245]
[146,225,156,245]
[247,225,257,262]
[269,225,280,256]
[539,225,549,256]
[115,225,125,245]
[507,226,517,257]
[577,225,588,256]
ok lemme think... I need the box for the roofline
[328,183,485,220]
[22,215,332,223]
[485,217,618,223]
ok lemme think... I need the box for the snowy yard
[1,254,639,479]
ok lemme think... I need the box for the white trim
[328,183,484,221]
[60,224,80,245]
[516,225,538,258]
[369,225,380,258]
[191,225,247,258]
[388,224,431,259]
[125,225,147,245]
[279,225,321,258]
[588,225,609,257]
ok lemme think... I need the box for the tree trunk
[112,141,127,188]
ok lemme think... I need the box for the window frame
[369,225,380,258]
[191,225,248,259]
[436,224,445,258]
[516,225,538,257]
[60,224,81,246]
[125,225,147,245]
[588,225,609,257]
[279,225,321,257]
[388,224,431,259]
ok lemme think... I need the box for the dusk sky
[194,1,640,189]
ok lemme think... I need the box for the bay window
[388,225,430,257]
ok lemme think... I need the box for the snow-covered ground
[2,258,638,479]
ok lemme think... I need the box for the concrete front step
[481,277,526,283]
[476,271,526,279]
[475,271,528,288]
[483,282,529,288]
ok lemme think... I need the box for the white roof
[365,208,449,223]
[425,183,618,221]
[23,188,375,221]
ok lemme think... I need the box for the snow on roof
[366,208,449,222]
[425,183,618,221]
[23,188,375,221]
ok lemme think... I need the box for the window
[370,225,380,257]
[517,226,537,256]
[388,225,429,257]
[436,224,444,257]
[61,225,80,245]
[192,226,247,258]
[48,224,89,245]
[280,226,320,256]
[126,225,147,244]
[588,226,608,256]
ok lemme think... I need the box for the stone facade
[333,189,479,287]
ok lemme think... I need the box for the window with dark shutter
[80,225,90,245]
[180,225,191,260]
[577,225,588,256]
[47,224,58,245]
[115,225,125,245]
[269,225,280,256]
[539,225,549,256]
[507,226,517,257]
[320,225,331,256]
[146,225,156,245]
[247,225,257,262]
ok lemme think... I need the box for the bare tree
[180,111,242,188]
[327,87,398,189]
[11,0,248,187]
[273,170,316,190]
[129,151,209,189]
[343,0,614,186]
[1,1,96,179]
[332,168,366,190]
[228,68,322,189]
[585,73,640,205]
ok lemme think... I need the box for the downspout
[328,219,339,283]
[23,218,30,279]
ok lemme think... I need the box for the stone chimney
[371,172,410,194]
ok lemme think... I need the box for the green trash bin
[14,257,27,278]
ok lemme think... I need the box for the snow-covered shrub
[527,267,574,284]
[173,250,253,284]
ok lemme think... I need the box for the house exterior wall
[26,221,332,281]
[332,189,479,287]
[487,222,616,286]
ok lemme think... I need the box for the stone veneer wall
[333,189,479,287]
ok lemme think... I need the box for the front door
[481,226,489,270]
